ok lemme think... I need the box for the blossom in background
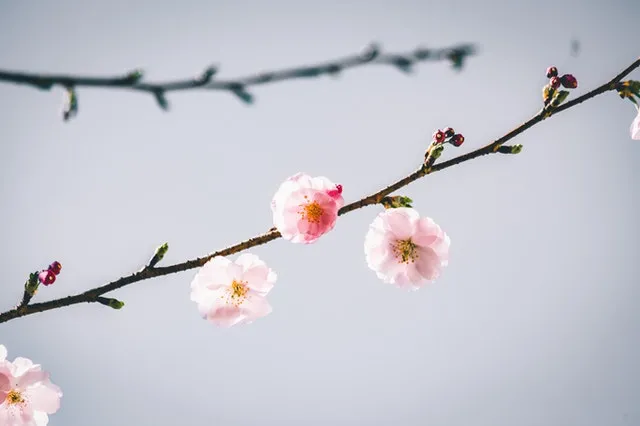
[190,253,277,327]
[364,207,450,290]
[271,173,344,244]
[631,108,640,140]
[0,345,62,426]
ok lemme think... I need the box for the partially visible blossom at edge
[271,173,344,244]
[631,109,640,140]
[364,207,450,290]
[190,253,277,328]
[0,344,62,426]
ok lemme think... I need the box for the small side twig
[1,56,638,325]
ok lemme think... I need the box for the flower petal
[631,110,640,140]
[26,381,62,414]
[191,256,233,291]
[206,305,245,328]
[0,402,34,425]
[33,411,49,426]
[413,217,441,247]
[416,247,442,281]
[386,208,419,240]
[10,357,36,379]
[240,294,272,323]
[241,264,276,294]
[16,368,47,390]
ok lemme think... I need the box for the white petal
[11,357,35,378]
[26,381,62,414]
[386,208,420,240]
[33,411,49,426]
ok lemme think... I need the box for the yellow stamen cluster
[392,239,419,264]
[5,389,24,405]
[299,196,325,224]
[220,280,249,307]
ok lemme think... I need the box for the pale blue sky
[1,1,639,425]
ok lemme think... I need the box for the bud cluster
[543,66,578,107]
[432,127,465,147]
[38,261,62,286]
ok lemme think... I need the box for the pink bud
[546,66,558,78]
[432,130,445,144]
[550,76,561,89]
[327,184,343,198]
[48,261,62,275]
[560,74,578,89]
[38,270,56,286]
[451,134,465,147]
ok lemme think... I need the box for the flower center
[299,196,325,224]
[392,239,419,264]
[5,389,24,405]
[221,280,249,307]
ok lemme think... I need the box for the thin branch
[0,42,477,117]
[1,56,638,325]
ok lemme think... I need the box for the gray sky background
[1,1,639,425]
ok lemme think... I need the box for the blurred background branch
[0,42,477,120]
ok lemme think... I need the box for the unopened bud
[560,74,578,89]
[451,134,465,147]
[48,261,62,275]
[24,272,40,295]
[432,130,445,144]
[38,270,56,286]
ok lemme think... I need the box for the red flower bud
[451,134,465,147]
[443,127,455,138]
[550,76,561,89]
[38,270,56,286]
[48,261,62,275]
[432,130,445,144]
[327,184,343,198]
[560,74,578,89]
[546,66,558,78]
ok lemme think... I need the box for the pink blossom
[0,345,62,426]
[364,207,450,290]
[631,109,640,140]
[271,173,344,244]
[190,253,277,327]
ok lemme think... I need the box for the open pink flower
[631,109,640,140]
[0,345,62,426]
[271,173,344,244]
[190,253,277,327]
[364,207,450,290]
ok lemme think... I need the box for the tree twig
[0,42,477,118]
[1,56,638,325]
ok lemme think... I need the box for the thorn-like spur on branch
[1,56,638,325]
[0,42,477,120]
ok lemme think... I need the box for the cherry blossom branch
[0,42,476,120]
[1,56,638,325]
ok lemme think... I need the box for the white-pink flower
[190,253,277,327]
[0,345,62,426]
[364,207,450,290]
[271,173,344,244]
[631,108,640,140]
